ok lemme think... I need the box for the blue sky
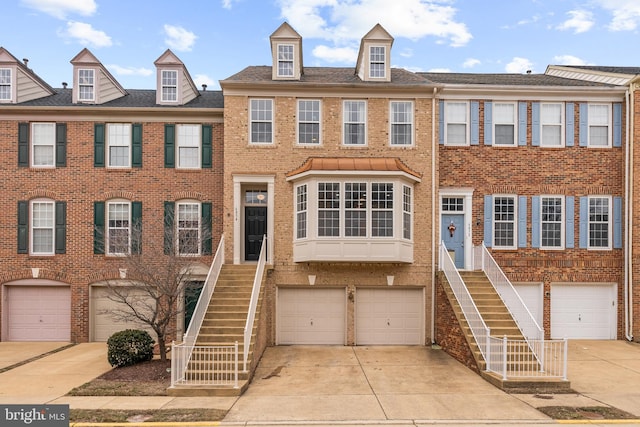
[2,0,640,90]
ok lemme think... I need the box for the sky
[1,0,640,90]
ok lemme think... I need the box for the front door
[245,206,267,261]
[442,214,465,268]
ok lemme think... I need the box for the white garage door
[551,284,617,339]
[277,288,345,345]
[513,283,543,328]
[5,285,70,341]
[356,288,423,345]
[91,287,156,342]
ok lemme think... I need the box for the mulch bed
[98,359,171,381]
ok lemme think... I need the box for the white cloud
[505,57,533,73]
[60,21,112,47]
[594,0,640,31]
[21,0,96,19]
[399,48,414,58]
[221,0,233,9]
[556,10,594,34]
[312,45,358,63]
[194,74,217,90]
[427,68,451,73]
[108,64,153,77]
[164,25,197,52]
[463,58,481,68]
[551,55,588,66]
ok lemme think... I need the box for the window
[161,70,178,102]
[0,68,11,101]
[177,202,200,255]
[588,104,611,147]
[296,185,307,239]
[372,183,393,237]
[541,196,563,249]
[31,123,55,167]
[493,196,516,248]
[107,201,130,255]
[442,197,464,212]
[31,200,55,255]
[345,183,367,237]
[403,186,412,240]
[298,100,320,144]
[318,183,340,237]
[369,46,385,78]
[390,101,413,146]
[343,100,366,145]
[250,99,273,144]
[78,69,94,101]
[589,196,610,249]
[445,102,468,145]
[541,103,563,147]
[277,44,294,77]
[494,102,516,146]
[177,124,200,168]
[107,124,131,167]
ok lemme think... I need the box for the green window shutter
[164,201,175,254]
[132,123,143,167]
[201,202,212,254]
[164,124,175,168]
[18,123,29,167]
[55,201,66,254]
[94,124,105,167]
[201,125,212,168]
[131,201,142,254]
[55,123,67,167]
[18,201,28,254]
[94,201,105,254]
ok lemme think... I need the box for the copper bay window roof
[286,157,422,181]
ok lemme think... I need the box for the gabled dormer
[0,47,55,104]
[70,48,127,104]
[154,49,199,106]
[355,24,394,82]
[270,22,303,81]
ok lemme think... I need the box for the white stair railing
[243,235,267,372]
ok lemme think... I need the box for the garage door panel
[92,287,156,342]
[6,286,71,341]
[551,284,616,340]
[356,289,423,345]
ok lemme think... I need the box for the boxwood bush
[107,329,155,368]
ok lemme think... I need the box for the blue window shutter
[201,125,212,168]
[18,201,28,254]
[18,123,29,167]
[579,197,588,248]
[94,124,105,167]
[132,123,142,168]
[201,202,212,254]
[532,196,541,248]
[165,124,175,168]
[55,123,67,167]
[484,101,493,145]
[518,196,527,248]
[131,201,142,254]
[579,103,588,147]
[531,102,540,146]
[518,101,527,146]
[55,201,66,254]
[613,103,622,148]
[614,196,622,248]
[566,102,574,146]
[566,196,574,249]
[484,195,493,247]
[94,201,105,254]
[164,201,175,255]
[470,101,479,145]
[438,100,444,145]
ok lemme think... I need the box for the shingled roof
[419,72,621,87]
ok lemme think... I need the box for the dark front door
[245,206,267,261]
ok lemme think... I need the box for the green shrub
[107,329,155,368]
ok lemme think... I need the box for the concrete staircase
[168,264,265,396]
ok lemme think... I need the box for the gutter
[627,80,637,341]
[431,86,439,344]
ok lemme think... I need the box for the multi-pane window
[369,46,385,78]
[494,102,516,146]
[250,99,273,144]
[31,123,55,167]
[0,68,11,101]
[318,183,340,237]
[445,102,468,145]
[493,196,516,248]
[107,124,131,167]
[177,202,200,255]
[541,196,563,248]
[372,183,393,237]
[390,101,413,145]
[78,69,94,101]
[345,183,367,237]
[107,202,130,255]
[296,185,307,239]
[177,124,200,168]
[277,44,294,77]
[589,196,610,249]
[31,200,54,255]
[541,103,563,147]
[403,186,412,240]
[343,100,366,145]
[442,197,464,212]
[588,104,611,147]
[161,70,178,102]
[298,100,320,144]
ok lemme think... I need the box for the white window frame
[344,182,367,237]
[540,102,565,147]
[161,70,178,103]
[343,100,367,146]
[78,68,95,102]
[390,101,414,146]
[0,68,12,101]
[588,195,612,250]
[588,103,612,148]
[444,101,469,146]
[297,99,321,145]
[107,123,131,168]
[30,199,55,255]
[277,44,294,77]
[317,182,340,237]
[493,102,517,146]
[176,201,201,256]
[31,122,56,168]
[107,200,131,256]
[493,195,517,250]
[176,124,201,169]
[403,185,412,240]
[540,195,564,250]
[295,184,307,240]
[250,99,274,144]
[369,46,386,78]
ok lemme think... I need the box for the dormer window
[161,70,178,102]
[78,69,94,101]
[369,46,385,78]
[0,68,11,101]
[277,44,294,77]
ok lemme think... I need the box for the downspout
[431,86,439,344]
[625,88,631,341]
[627,83,636,341]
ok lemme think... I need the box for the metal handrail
[243,235,267,372]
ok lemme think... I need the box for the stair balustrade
[243,235,267,372]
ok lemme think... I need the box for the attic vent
[62,82,68,88]
[201,84,207,91]
[23,58,28,66]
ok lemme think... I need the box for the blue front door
[442,214,465,268]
